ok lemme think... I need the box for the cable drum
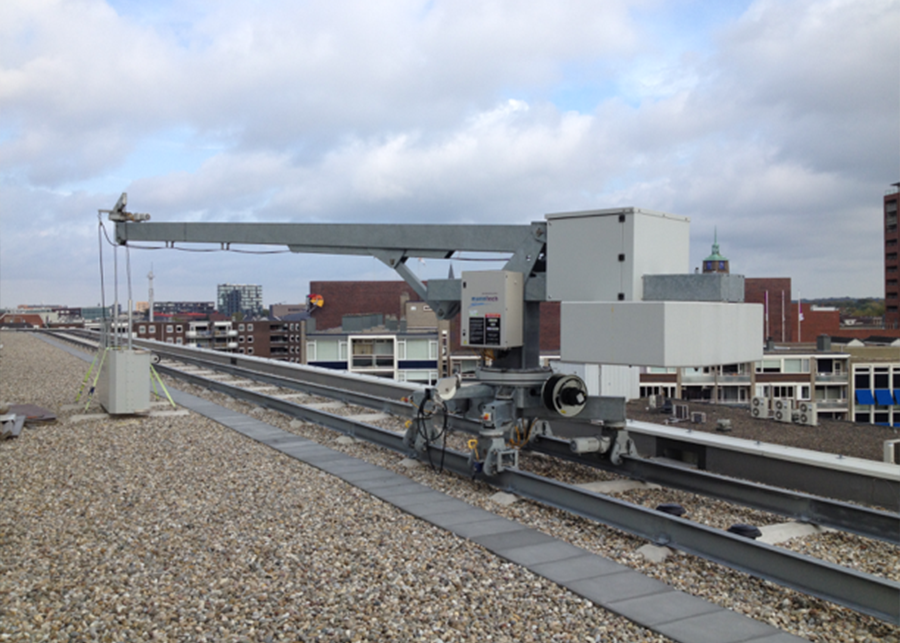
[542,373,588,417]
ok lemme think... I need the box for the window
[166,338,174,344]
[167,325,173,333]
[306,342,317,361]
[888,253,898,262]
[315,340,339,361]
[149,325,155,333]
[756,359,781,373]
[239,336,244,343]
[138,325,146,334]
[239,348,244,353]
[176,337,183,345]
[875,368,890,389]
[854,369,871,389]
[239,324,245,331]
[176,325,183,333]
[248,335,254,343]
[800,386,810,400]
[429,340,438,360]
[247,347,254,355]
[783,359,808,373]
[247,324,254,332]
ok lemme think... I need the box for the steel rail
[51,330,900,545]
[149,342,900,546]
[531,436,900,546]
[38,332,900,623]
[147,363,900,625]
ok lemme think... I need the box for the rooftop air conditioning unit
[691,412,706,423]
[751,396,768,409]
[647,394,658,409]
[885,439,900,464]
[773,398,793,412]
[796,402,817,426]
[773,403,794,423]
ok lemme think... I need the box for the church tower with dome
[702,229,730,274]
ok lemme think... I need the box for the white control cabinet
[98,349,151,414]
[545,207,690,302]
[460,270,523,349]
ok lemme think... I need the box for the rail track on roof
[44,330,900,624]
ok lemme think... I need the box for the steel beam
[115,221,539,256]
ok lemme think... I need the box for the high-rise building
[217,284,263,318]
[885,182,900,328]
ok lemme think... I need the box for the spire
[702,227,730,274]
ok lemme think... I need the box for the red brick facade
[309,281,562,353]
[745,278,792,342]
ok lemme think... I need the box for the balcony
[214,330,238,337]
[814,399,849,410]
[352,355,395,369]
[815,373,849,383]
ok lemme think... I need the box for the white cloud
[0,0,897,308]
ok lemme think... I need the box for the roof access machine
[108,195,763,475]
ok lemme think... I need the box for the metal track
[171,353,900,544]
[150,361,900,624]
[45,332,900,623]
[52,330,900,545]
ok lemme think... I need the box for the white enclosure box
[98,349,151,414]
[561,301,764,367]
[552,361,640,400]
[461,270,523,349]
[545,208,690,302]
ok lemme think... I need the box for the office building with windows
[217,284,263,318]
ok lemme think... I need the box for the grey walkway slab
[39,333,809,643]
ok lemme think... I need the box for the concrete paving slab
[568,570,669,604]
[315,458,377,473]
[149,410,190,418]
[606,590,720,627]
[577,479,661,494]
[758,521,833,545]
[740,633,809,643]
[339,469,404,484]
[489,491,519,506]
[492,540,586,567]
[360,477,420,491]
[637,543,675,563]
[472,527,557,552]
[450,517,525,539]
[404,498,474,519]
[654,609,784,643]
[530,553,627,583]
[423,507,500,530]
[374,486,442,503]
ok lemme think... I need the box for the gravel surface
[153,362,900,641]
[0,331,667,642]
[625,399,898,462]
[4,331,898,643]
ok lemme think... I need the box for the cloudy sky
[1,0,897,310]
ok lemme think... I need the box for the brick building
[744,278,792,342]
